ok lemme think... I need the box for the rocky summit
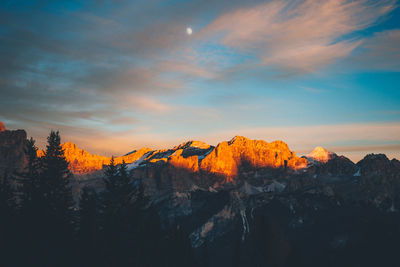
[306,146,335,163]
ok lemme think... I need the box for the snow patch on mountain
[127,151,152,170]
[353,167,361,177]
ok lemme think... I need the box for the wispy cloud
[126,96,174,114]
[350,29,400,71]
[0,0,399,159]
[200,0,396,74]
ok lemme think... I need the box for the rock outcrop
[0,121,6,132]
[0,127,27,176]
[356,154,400,205]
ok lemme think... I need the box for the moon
[186,27,193,35]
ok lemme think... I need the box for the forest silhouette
[0,131,194,267]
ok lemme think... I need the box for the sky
[1,0,400,162]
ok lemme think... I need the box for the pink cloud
[200,0,396,73]
[126,96,174,114]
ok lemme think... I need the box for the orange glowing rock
[0,121,5,132]
[168,149,200,172]
[36,136,307,178]
[37,142,151,174]
[200,136,307,179]
[36,149,44,157]
[173,140,211,150]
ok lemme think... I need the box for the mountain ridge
[36,135,308,178]
[2,122,400,267]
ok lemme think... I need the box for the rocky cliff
[0,122,27,176]
[199,136,307,181]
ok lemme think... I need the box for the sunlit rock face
[37,142,152,175]
[47,136,307,180]
[127,136,308,197]
[0,121,6,132]
[168,149,200,172]
[306,146,335,163]
[200,136,307,180]
[173,140,211,150]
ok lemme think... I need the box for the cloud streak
[0,0,399,161]
[350,29,400,71]
[200,0,396,74]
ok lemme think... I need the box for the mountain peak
[200,136,307,180]
[307,146,335,163]
[63,142,77,148]
[173,140,211,150]
[228,135,250,144]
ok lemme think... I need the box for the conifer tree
[0,173,17,266]
[18,138,41,215]
[0,173,15,219]
[102,158,138,266]
[16,137,43,266]
[200,240,210,267]
[163,225,195,267]
[78,186,102,267]
[32,131,76,266]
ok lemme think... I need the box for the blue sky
[1,0,399,161]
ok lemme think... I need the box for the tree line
[0,131,194,267]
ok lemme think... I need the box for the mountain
[2,123,400,266]
[199,136,307,180]
[37,142,152,175]
[36,135,307,181]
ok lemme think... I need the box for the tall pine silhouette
[102,159,139,266]
[18,131,76,267]
[18,138,41,217]
[0,172,18,266]
[17,137,44,266]
[78,186,102,267]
